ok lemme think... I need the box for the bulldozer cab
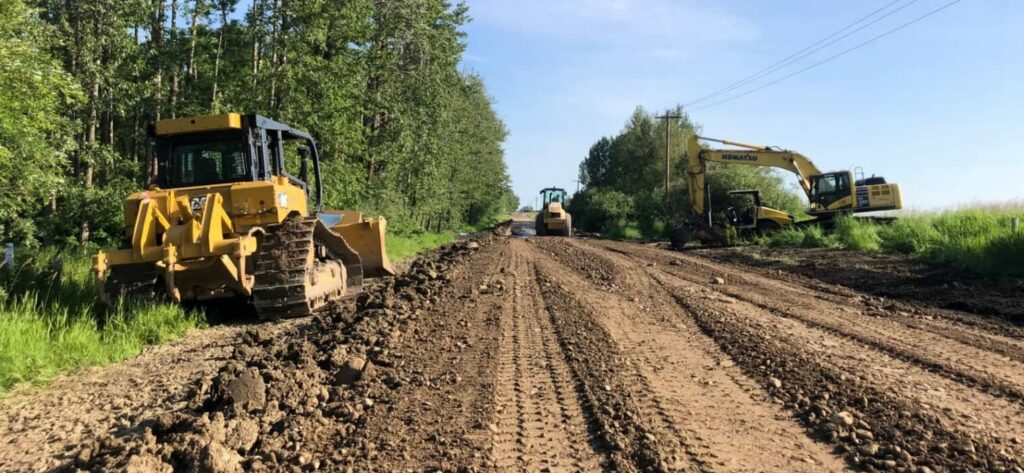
[153,114,324,211]
[540,187,567,207]
[726,190,762,229]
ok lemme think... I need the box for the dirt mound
[69,238,486,472]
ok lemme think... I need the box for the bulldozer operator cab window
[810,173,851,208]
[157,131,250,188]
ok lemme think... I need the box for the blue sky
[459,0,1024,211]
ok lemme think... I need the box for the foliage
[0,0,81,244]
[386,231,457,263]
[571,106,804,237]
[7,0,513,249]
[833,214,881,251]
[754,208,1024,277]
[568,188,635,233]
[0,249,201,393]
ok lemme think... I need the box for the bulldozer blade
[332,217,396,278]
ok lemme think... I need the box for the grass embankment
[387,217,509,262]
[387,232,459,262]
[0,219,504,394]
[756,208,1024,277]
[0,249,201,394]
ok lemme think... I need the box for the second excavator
[671,135,902,249]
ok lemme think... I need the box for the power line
[685,0,916,107]
[691,0,964,112]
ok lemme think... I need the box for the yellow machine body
[543,202,571,232]
[535,187,572,236]
[755,206,795,228]
[322,210,394,278]
[92,113,395,317]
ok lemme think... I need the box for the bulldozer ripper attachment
[93,192,259,306]
[321,211,396,278]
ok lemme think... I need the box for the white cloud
[467,0,758,48]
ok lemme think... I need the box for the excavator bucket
[321,211,396,278]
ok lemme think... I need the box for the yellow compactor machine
[535,187,572,236]
[93,113,395,319]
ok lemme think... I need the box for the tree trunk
[187,0,200,83]
[169,0,178,118]
[211,2,228,110]
[153,0,165,122]
[251,0,263,85]
[268,0,282,111]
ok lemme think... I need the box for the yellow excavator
[671,135,902,249]
[535,187,572,236]
[92,113,395,319]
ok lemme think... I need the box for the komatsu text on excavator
[671,135,902,249]
[92,113,395,319]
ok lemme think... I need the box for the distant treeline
[0,0,517,247]
[569,106,803,238]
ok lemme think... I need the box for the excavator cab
[808,170,902,215]
[808,171,852,211]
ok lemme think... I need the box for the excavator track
[252,216,349,320]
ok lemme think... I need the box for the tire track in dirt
[561,239,1023,470]
[528,239,846,472]
[650,267,1023,471]
[337,239,516,471]
[489,247,606,471]
[702,249,1024,355]
[594,240,1024,402]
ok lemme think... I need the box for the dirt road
[4,234,1023,472]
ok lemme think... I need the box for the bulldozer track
[252,216,343,320]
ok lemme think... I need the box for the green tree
[574,105,803,237]
[0,0,82,243]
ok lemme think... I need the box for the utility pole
[573,179,580,194]
[656,113,682,205]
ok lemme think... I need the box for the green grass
[606,222,643,240]
[0,249,201,394]
[753,206,1024,277]
[386,231,458,262]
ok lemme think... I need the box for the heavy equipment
[535,187,572,236]
[671,135,902,249]
[92,113,395,319]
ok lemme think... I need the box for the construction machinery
[671,135,902,249]
[535,187,572,236]
[92,113,395,319]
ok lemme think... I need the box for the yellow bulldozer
[671,135,903,249]
[92,113,395,319]
[534,187,572,236]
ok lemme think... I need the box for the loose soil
[2,234,1022,472]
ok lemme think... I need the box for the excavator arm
[684,135,822,217]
